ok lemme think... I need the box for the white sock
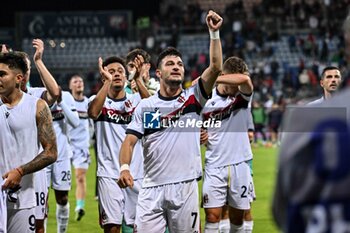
[244,220,253,233]
[56,203,69,233]
[44,218,48,233]
[204,222,220,233]
[230,223,244,233]
[219,219,230,233]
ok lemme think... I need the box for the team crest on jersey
[177,95,185,103]
[125,99,133,108]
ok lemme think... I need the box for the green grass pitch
[46,146,280,232]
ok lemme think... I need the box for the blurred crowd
[21,0,350,147]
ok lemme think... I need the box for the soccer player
[6,39,60,233]
[0,52,57,233]
[307,66,342,105]
[199,85,256,233]
[17,43,78,233]
[118,10,223,233]
[201,56,254,233]
[88,55,149,233]
[125,48,160,95]
[68,75,91,221]
[47,89,79,233]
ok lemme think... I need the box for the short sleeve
[126,101,144,139]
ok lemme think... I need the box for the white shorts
[135,179,200,233]
[71,148,91,170]
[7,208,35,233]
[98,177,141,226]
[202,162,251,210]
[0,185,6,233]
[34,170,48,220]
[46,159,71,191]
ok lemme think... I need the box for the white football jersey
[50,91,78,161]
[69,96,90,150]
[26,87,46,99]
[127,80,209,187]
[202,89,253,168]
[307,96,325,106]
[0,93,40,209]
[90,93,143,179]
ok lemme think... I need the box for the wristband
[120,164,130,172]
[16,167,23,177]
[209,30,220,40]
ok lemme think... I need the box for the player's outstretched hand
[118,170,134,188]
[33,39,44,62]
[206,10,223,32]
[98,57,113,83]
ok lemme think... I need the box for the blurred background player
[307,66,342,105]
[68,74,92,221]
[47,88,79,233]
[125,48,160,95]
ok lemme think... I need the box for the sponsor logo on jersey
[97,107,133,124]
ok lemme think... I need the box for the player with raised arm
[0,52,57,233]
[118,10,223,233]
[14,40,77,233]
[125,48,160,95]
[88,55,149,233]
[201,57,254,233]
[16,38,60,233]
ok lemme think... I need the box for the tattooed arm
[2,99,57,189]
[22,99,58,174]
